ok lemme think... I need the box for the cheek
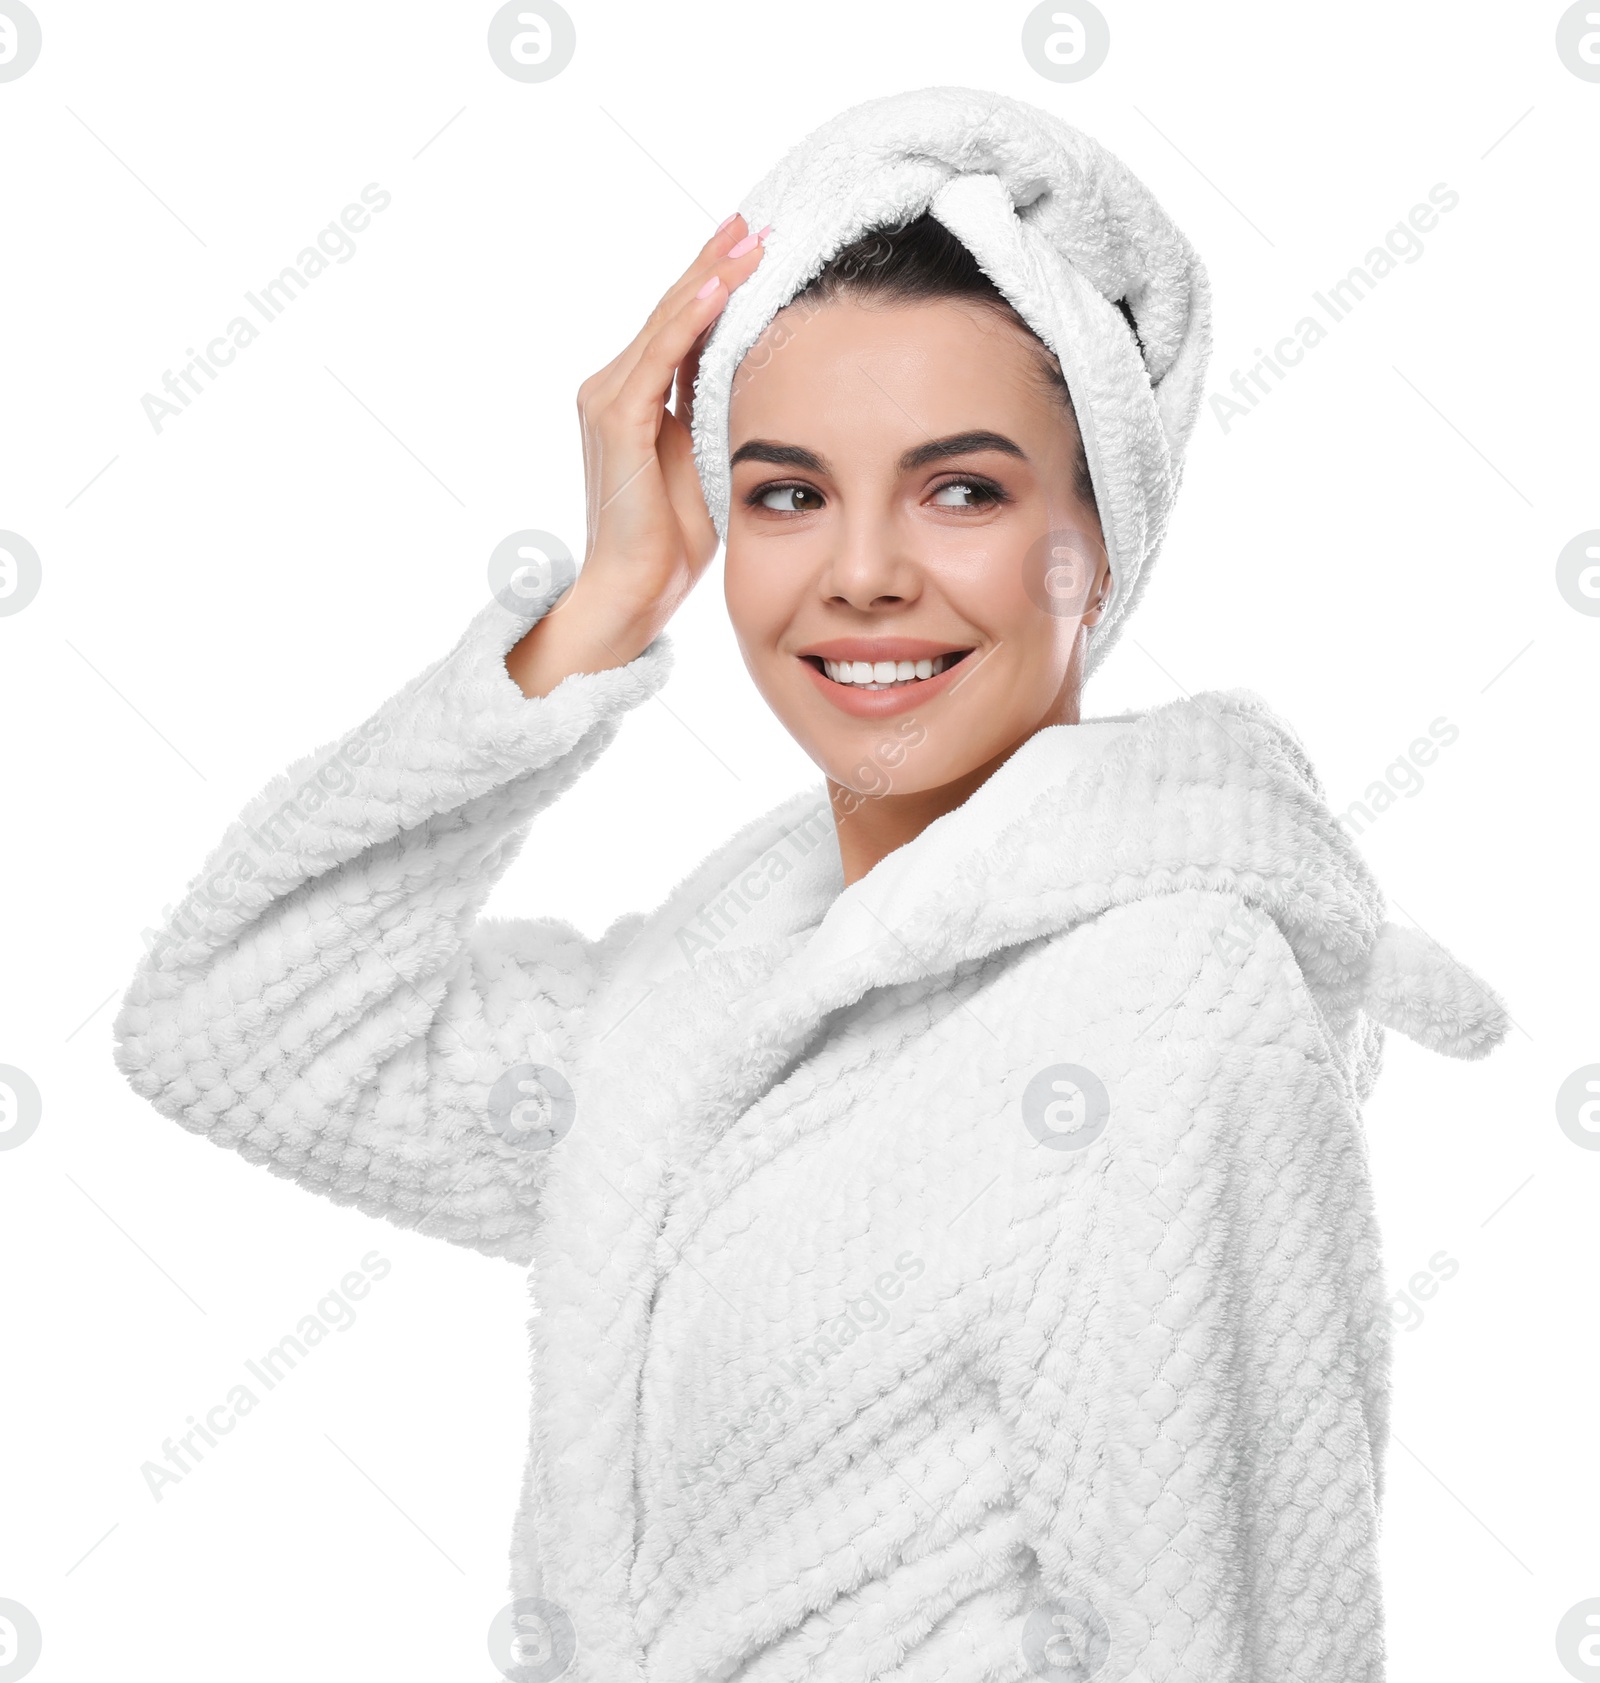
[932,535,1054,654]
[723,539,799,656]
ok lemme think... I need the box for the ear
[1079,552,1113,627]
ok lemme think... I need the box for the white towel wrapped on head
[689,83,1213,677]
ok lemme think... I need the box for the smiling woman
[113,85,1510,1683]
[720,211,1133,883]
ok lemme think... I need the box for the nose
[818,504,923,611]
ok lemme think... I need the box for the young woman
[114,87,1508,1683]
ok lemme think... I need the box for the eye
[928,476,1007,509]
[749,482,824,513]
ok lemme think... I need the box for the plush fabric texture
[112,589,1509,1682]
[688,85,1213,680]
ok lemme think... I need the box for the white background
[1,2,1593,1678]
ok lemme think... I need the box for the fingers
[657,213,756,328]
[586,283,718,519]
[588,217,769,414]
[594,216,745,397]
[670,220,774,423]
[656,409,718,566]
[613,274,730,427]
[613,227,770,425]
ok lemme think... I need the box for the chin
[819,716,1010,804]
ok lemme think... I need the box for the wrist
[504,580,662,700]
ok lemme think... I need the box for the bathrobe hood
[601,684,1507,1087]
[689,85,1214,679]
[522,674,1509,1679]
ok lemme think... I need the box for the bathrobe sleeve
[111,593,673,1267]
[1004,902,1392,1680]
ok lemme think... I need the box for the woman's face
[723,294,1109,802]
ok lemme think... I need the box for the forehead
[727,294,1055,445]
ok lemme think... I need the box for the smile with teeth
[813,651,971,689]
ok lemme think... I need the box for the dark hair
[788,212,1139,520]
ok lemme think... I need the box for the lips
[808,649,969,687]
[796,646,978,718]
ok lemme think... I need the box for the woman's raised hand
[506,213,770,699]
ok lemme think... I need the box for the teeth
[820,652,961,687]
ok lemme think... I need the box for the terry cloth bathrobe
[111,87,1510,1683]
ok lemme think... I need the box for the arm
[111,590,671,1266]
[112,209,777,1267]
[1004,910,1390,1679]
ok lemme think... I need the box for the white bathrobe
[112,594,1508,1682]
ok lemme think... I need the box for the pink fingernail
[756,223,773,241]
[696,275,721,298]
[727,230,760,257]
[715,212,739,231]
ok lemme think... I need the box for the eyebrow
[728,429,1028,477]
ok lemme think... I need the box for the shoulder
[1030,887,1355,1099]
